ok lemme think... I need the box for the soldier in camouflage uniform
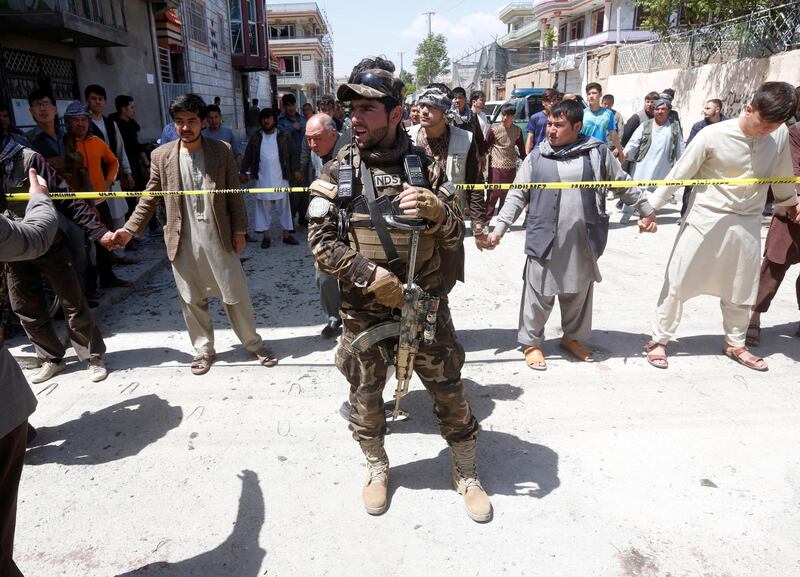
[306,57,492,522]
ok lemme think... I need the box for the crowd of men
[1,58,800,571]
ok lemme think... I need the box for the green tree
[413,33,450,86]
[633,0,782,35]
[398,69,416,96]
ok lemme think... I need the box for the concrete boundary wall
[606,49,800,139]
[505,47,800,140]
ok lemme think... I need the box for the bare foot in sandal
[255,347,278,367]
[723,344,768,372]
[191,352,215,375]
[560,337,593,362]
[524,346,547,370]
[644,341,668,369]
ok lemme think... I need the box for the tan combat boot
[450,439,493,522]
[360,438,389,515]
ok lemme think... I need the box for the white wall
[606,49,800,138]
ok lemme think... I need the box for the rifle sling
[360,167,405,278]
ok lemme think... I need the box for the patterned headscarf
[417,86,452,113]
[0,134,23,183]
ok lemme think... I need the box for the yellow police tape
[6,176,800,201]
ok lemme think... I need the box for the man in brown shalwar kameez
[113,93,277,374]
[747,86,800,346]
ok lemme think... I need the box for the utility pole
[399,51,404,72]
[422,11,435,36]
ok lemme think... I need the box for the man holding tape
[113,93,278,374]
[487,99,655,370]
[644,82,800,371]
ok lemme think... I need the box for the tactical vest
[337,144,436,270]
[636,119,681,163]
[406,124,472,184]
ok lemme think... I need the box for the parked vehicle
[490,88,585,141]
[483,100,504,122]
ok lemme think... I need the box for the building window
[270,24,295,38]
[217,13,228,52]
[591,9,605,35]
[558,23,567,44]
[248,21,259,55]
[569,18,584,40]
[188,0,208,45]
[281,55,301,77]
[229,0,243,54]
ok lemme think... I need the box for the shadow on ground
[115,470,266,577]
[26,394,183,466]
[385,380,561,499]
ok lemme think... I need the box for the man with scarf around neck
[307,57,492,522]
[408,83,492,293]
[487,100,656,370]
[1,131,113,384]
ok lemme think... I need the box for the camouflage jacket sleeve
[306,160,376,287]
[423,153,465,251]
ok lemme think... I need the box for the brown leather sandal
[524,346,547,371]
[723,345,768,372]
[643,341,668,369]
[560,337,594,362]
[191,352,215,375]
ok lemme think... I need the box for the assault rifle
[351,216,439,420]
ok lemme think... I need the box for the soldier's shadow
[386,380,560,499]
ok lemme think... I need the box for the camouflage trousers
[336,301,478,444]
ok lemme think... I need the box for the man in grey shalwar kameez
[488,100,656,370]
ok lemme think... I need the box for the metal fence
[617,1,800,74]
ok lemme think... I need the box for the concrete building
[0,0,278,144]
[498,0,656,53]
[266,2,334,105]
[0,0,167,140]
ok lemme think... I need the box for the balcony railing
[617,1,800,74]
[0,0,128,46]
[498,20,541,47]
[499,2,534,22]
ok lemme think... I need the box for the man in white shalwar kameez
[644,82,800,371]
[241,108,299,249]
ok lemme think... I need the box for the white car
[483,100,504,124]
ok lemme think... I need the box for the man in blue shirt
[525,88,560,154]
[582,82,624,161]
[202,104,241,166]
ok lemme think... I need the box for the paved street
[8,205,800,577]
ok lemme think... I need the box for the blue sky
[318,0,508,78]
